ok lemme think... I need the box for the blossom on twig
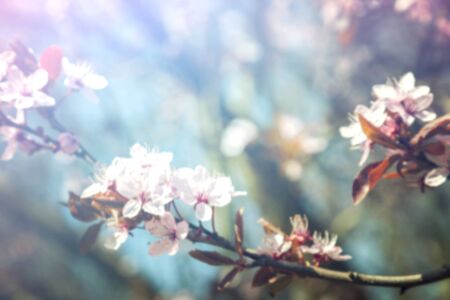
[145,212,189,256]
[172,166,245,221]
[339,100,386,165]
[302,231,351,263]
[257,233,292,259]
[372,72,435,125]
[62,57,108,99]
[0,67,55,109]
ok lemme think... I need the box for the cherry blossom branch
[186,220,450,293]
[0,110,95,165]
[38,107,97,164]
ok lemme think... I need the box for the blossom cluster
[257,215,351,265]
[340,72,450,204]
[340,72,435,166]
[0,41,107,160]
[78,143,245,254]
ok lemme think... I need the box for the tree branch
[0,111,96,165]
[187,221,450,292]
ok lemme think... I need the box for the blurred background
[1,0,450,299]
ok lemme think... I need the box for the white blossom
[172,166,245,221]
[0,67,55,109]
[62,57,108,92]
[372,72,436,125]
[289,214,310,243]
[339,100,387,165]
[302,231,351,261]
[257,233,292,258]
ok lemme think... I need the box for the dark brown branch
[0,111,95,165]
[187,221,450,292]
[38,107,97,164]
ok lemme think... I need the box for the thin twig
[186,220,450,292]
[0,111,95,165]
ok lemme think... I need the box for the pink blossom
[58,132,79,154]
[118,145,175,219]
[302,231,351,262]
[339,100,387,165]
[289,214,310,244]
[372,72,436,125]
[0,67,55,109]
[172,166,245,221]
[62,57,108,92]
[257,233,292,259]
[145,212,189,256]
[81,143,175,216]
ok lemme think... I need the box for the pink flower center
[196,193,209,204]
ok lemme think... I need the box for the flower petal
[122,199,142,219]
[145,218,170,237]
[398,72,415,92]
[82,73,108,90]
[33,91,56,107]
[142,202,166,216]
[195,203,213,221]
[104,228,128,250]
[148,239,176,256]
[81,182,104,198]
[176,221,189,240]
[29,69,49,90]
[424,168,449,187]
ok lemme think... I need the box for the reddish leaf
[80,221,103,254]
[252,267,278,287]
[68,192,101,222]
[40,45,63,81]
[189,250,236,266]
[410,113,450,146]
[358,114,401,149]
[352,155,400,205]
[421,142,446,156]
[217,267,241,291]
[235,208,244,259]
[268,275,293,297]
